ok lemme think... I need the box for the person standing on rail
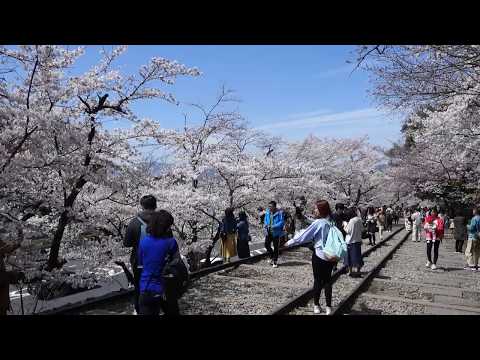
[344,207,364,277]
[138,210,181,315]
[285,199,337,315]
[465,207,480,271]
[124,194,157,314]
[264,201,285,268]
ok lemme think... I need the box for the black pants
[455,239,465,253]
[426,241,440,264]
[311,253,334,307]
[386,221,392,231]
[139,291,179,316]
[133,266,142,313]
[368,232,376,245]
[265,234,280,263]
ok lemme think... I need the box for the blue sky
[75,45,403,147]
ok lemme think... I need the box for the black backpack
[162,253,190,299]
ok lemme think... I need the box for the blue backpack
[322,221,347,262]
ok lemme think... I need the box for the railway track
[41,225,406,315]
[39,242,307,315]
[274,226,407,315]
[285,228,480,315]
[39,223,480,315]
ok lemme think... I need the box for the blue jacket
[285,217,331,260]
[138,235,178,295]
[264,209,285,238]
[467,215,480,241]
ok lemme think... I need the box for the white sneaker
[431,264,437,270]
[272,263,278,268]
[425,261,431,267]
[313,305,321,314]
[325,306,332,315]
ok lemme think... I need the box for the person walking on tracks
[124,194,157,314]
[385,206,393,232]
[219,208,238,263]
[453,210,468,253]
[376,208,386,240]
[264,201,285,268]
[286,200,338,315]
[365,207,377,246]
[411,208,422,242]
[465,207,480,271]
[236,211,251,259]
[344,207,364,277]
[138,210,182,315]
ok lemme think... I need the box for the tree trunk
[47,210,69,270]
[47,178,85,270]
[229,190,234,209]
[354,188,362,206]
[203,228,220,268]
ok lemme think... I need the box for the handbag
[162,252,190,299]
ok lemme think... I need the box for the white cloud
[286,109,332,120]
[255,108,386,131]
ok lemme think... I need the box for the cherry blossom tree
[0,45,200,289]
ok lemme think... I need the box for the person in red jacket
[424,208,443,270]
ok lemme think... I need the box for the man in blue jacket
[264,201,285,268]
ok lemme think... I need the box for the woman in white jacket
[286,200,336,315]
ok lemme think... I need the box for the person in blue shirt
[264,201,285,268]
[138,210,181,315]
[286,199,336,315]
[465,207,480,271]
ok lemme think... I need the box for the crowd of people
[4,192,475,316]
[120,195,412,315]
[404,206,480,272]
[118,195,480,316]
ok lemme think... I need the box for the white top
[344,216,363,244]
[411,211,421,226]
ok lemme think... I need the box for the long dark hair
[315,200,331,218]
[147,210,174,238]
